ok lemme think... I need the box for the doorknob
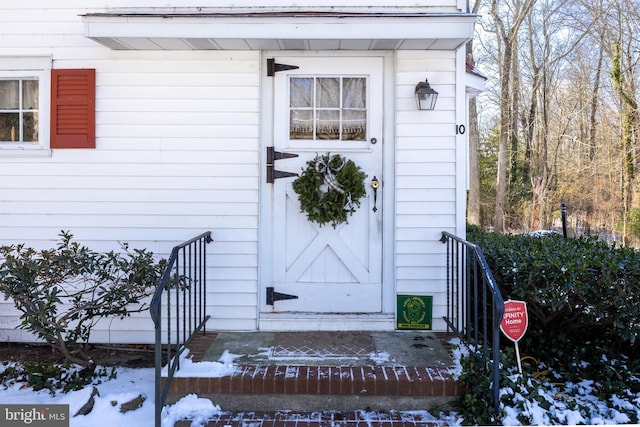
[371,176,379,212]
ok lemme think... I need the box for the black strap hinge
[266,287,299,305]
[266,147,299,183]
[267,58,299,76]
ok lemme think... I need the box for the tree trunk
[466,0,483,226]
[468,97,481,226]
[491,0,538,232]
[611,40,639,245]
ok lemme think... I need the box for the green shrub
[455,349,504,425]
[466,227,640,381]
[0,361,115,395]
[0,231,166,368]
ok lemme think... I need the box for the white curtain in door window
[289,77,366,142]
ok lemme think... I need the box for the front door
[263,56,383,316]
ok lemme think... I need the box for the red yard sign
[500,300,528,342]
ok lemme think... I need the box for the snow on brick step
[162,332,462,411]
[173,409,454,427]
[164,365,460,397]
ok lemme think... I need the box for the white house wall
[0,1,467,342]
[395,50,460,331]
[0,50,263,340]
[1,2,264,341]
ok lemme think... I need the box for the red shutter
[50,69,95,149]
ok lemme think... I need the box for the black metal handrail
[440,231,505,410]
[151,231,213,427]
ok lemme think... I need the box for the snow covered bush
[498,362,640,425]
[0,231,166,368]
[467,226,640,393]
[455,341,640,425]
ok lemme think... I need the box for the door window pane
[290,78,313,108]
[317,110,340,140]
[342,110,366,141]
[289,76,366,142]
[290,110,313,140]
[316,78,340,108]
[343,78,366,108]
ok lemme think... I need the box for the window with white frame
[0,78,39,143]
[289,76,367,142]
[0,57,51,153]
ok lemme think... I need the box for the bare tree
[587,0,640,243]
[467,0,484,226]
[490,0,537,232]
[474,0,640,243]
[522,0,591,230]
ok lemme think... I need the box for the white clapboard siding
[395,50,459,323]
[0,2,262,342]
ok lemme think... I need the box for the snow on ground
[447,339,640,426]
[0,365,158,427]
[497,372,640,426]
[0,341,639,426]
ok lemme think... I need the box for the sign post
[500,300,528,373]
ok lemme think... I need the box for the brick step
[174,409,448,426]
[164,364,461,411]
[163,332,462,411]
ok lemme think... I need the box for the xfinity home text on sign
[1,404,69,427]
[500,299,528,342]
[500,300,528,373]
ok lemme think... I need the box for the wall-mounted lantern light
[415,79,439,110]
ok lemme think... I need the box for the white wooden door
[264,56,383,314]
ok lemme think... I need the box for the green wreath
[292,153,367,228]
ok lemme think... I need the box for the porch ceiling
[82,10,477,51]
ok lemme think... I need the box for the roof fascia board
[83,14,476,45]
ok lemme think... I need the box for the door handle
[370,176,379,212]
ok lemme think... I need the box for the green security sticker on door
[397,295,433,330]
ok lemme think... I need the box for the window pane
[22,80,39,110]
[342,78,366,108]
[316,110,340,140]
[290,78,313,108]
[0,113,20,141]
[0,80,19,110]
[316,78,340,108]
[288,75,368,142]
[290,109,313,139]
[342,110,366,141]
[23,112,38,142]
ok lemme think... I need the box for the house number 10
[456,124,466,135]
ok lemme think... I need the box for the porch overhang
[82,10,477,51]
